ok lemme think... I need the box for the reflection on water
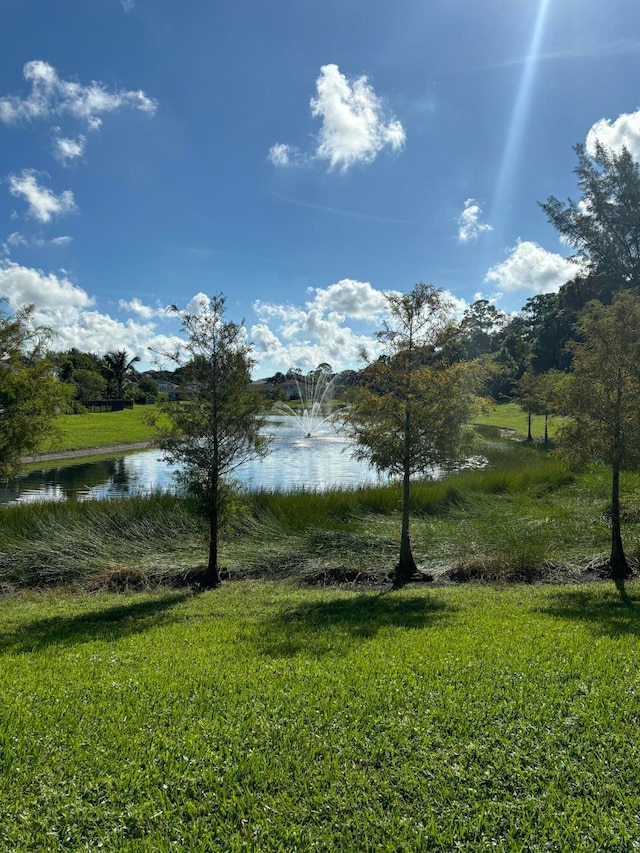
[1,416,383,505]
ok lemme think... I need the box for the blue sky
[1,0,639,375]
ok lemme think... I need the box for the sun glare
[490,0,553,234]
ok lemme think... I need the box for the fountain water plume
[274,372,337,437]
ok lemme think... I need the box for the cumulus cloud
[484,240,575,294]
[250,278,468,374]
[53,132,86,164]
[0,260,181,367]
[270,64,406,173]
[252,280,387,371]
[8,170,78,223]
[457,198,493,244]
[0,60,157,129]
[586,107,640,160]
[119,297,165,319]
[0,260,93,309]
[308,278,389,319]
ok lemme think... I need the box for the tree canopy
[541,142,640,300]
[0,303,68,478]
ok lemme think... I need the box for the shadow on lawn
[256,592,455,658]
[0,593,190,653]
[539,580,640,638]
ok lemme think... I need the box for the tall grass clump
[0,494,203,591]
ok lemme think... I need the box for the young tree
[343,284,485,587]
[0,302,68,478]
[153,294,270,588]
[103,349,141,398]
[556,292,640,580]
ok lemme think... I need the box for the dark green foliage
[102,349,141,398]
[0,303,69,477]
[541,142,640,293]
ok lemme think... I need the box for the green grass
[41,406,157,453]
[2,581,640,850]
[474,401,567,441]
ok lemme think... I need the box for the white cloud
[0,260,181,368]
[121,0,135,10]
[457,198,493,244]
[484,240,575,294]
[267,143,302,167]
[250,279,468,375]
[3,232,72,251]
[0,60,157,129]
[270,64,406,173]
[5,231,28,248]
[119,297,165,319]
[8,170,78,223]
[0,261,93,309]
[308,278,389,319]
[53,132,86,164]
[586,107,640,159]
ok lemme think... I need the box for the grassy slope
[474,401,566,440]
[42,407,156,453]
[1,582,639,851]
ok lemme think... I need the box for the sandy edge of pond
[21,441,156,465]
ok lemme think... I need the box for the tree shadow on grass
[0,593,190,653]
[538,580,640,638]
[255,592,456,658]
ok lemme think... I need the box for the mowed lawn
[1,581,640,851]
[42,407,157,453]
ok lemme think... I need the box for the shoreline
[22,441,156,465]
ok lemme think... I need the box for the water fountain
[273,371,338,437]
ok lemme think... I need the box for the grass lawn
[1,581,640,851]
[43,407,157,453]
[474,401,566,441]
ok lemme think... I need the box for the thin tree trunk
[610,458,629,579]
[610,373,630,580]
[205,470,221,588]
[395,408,417,587]
[527,409,533,442]
[544,412,549,446]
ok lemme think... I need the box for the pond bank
[22,441,156,465]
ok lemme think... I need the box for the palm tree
[103,349,140,398]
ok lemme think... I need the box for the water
[0,416,383,505]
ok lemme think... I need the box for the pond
[0,416,386,505]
